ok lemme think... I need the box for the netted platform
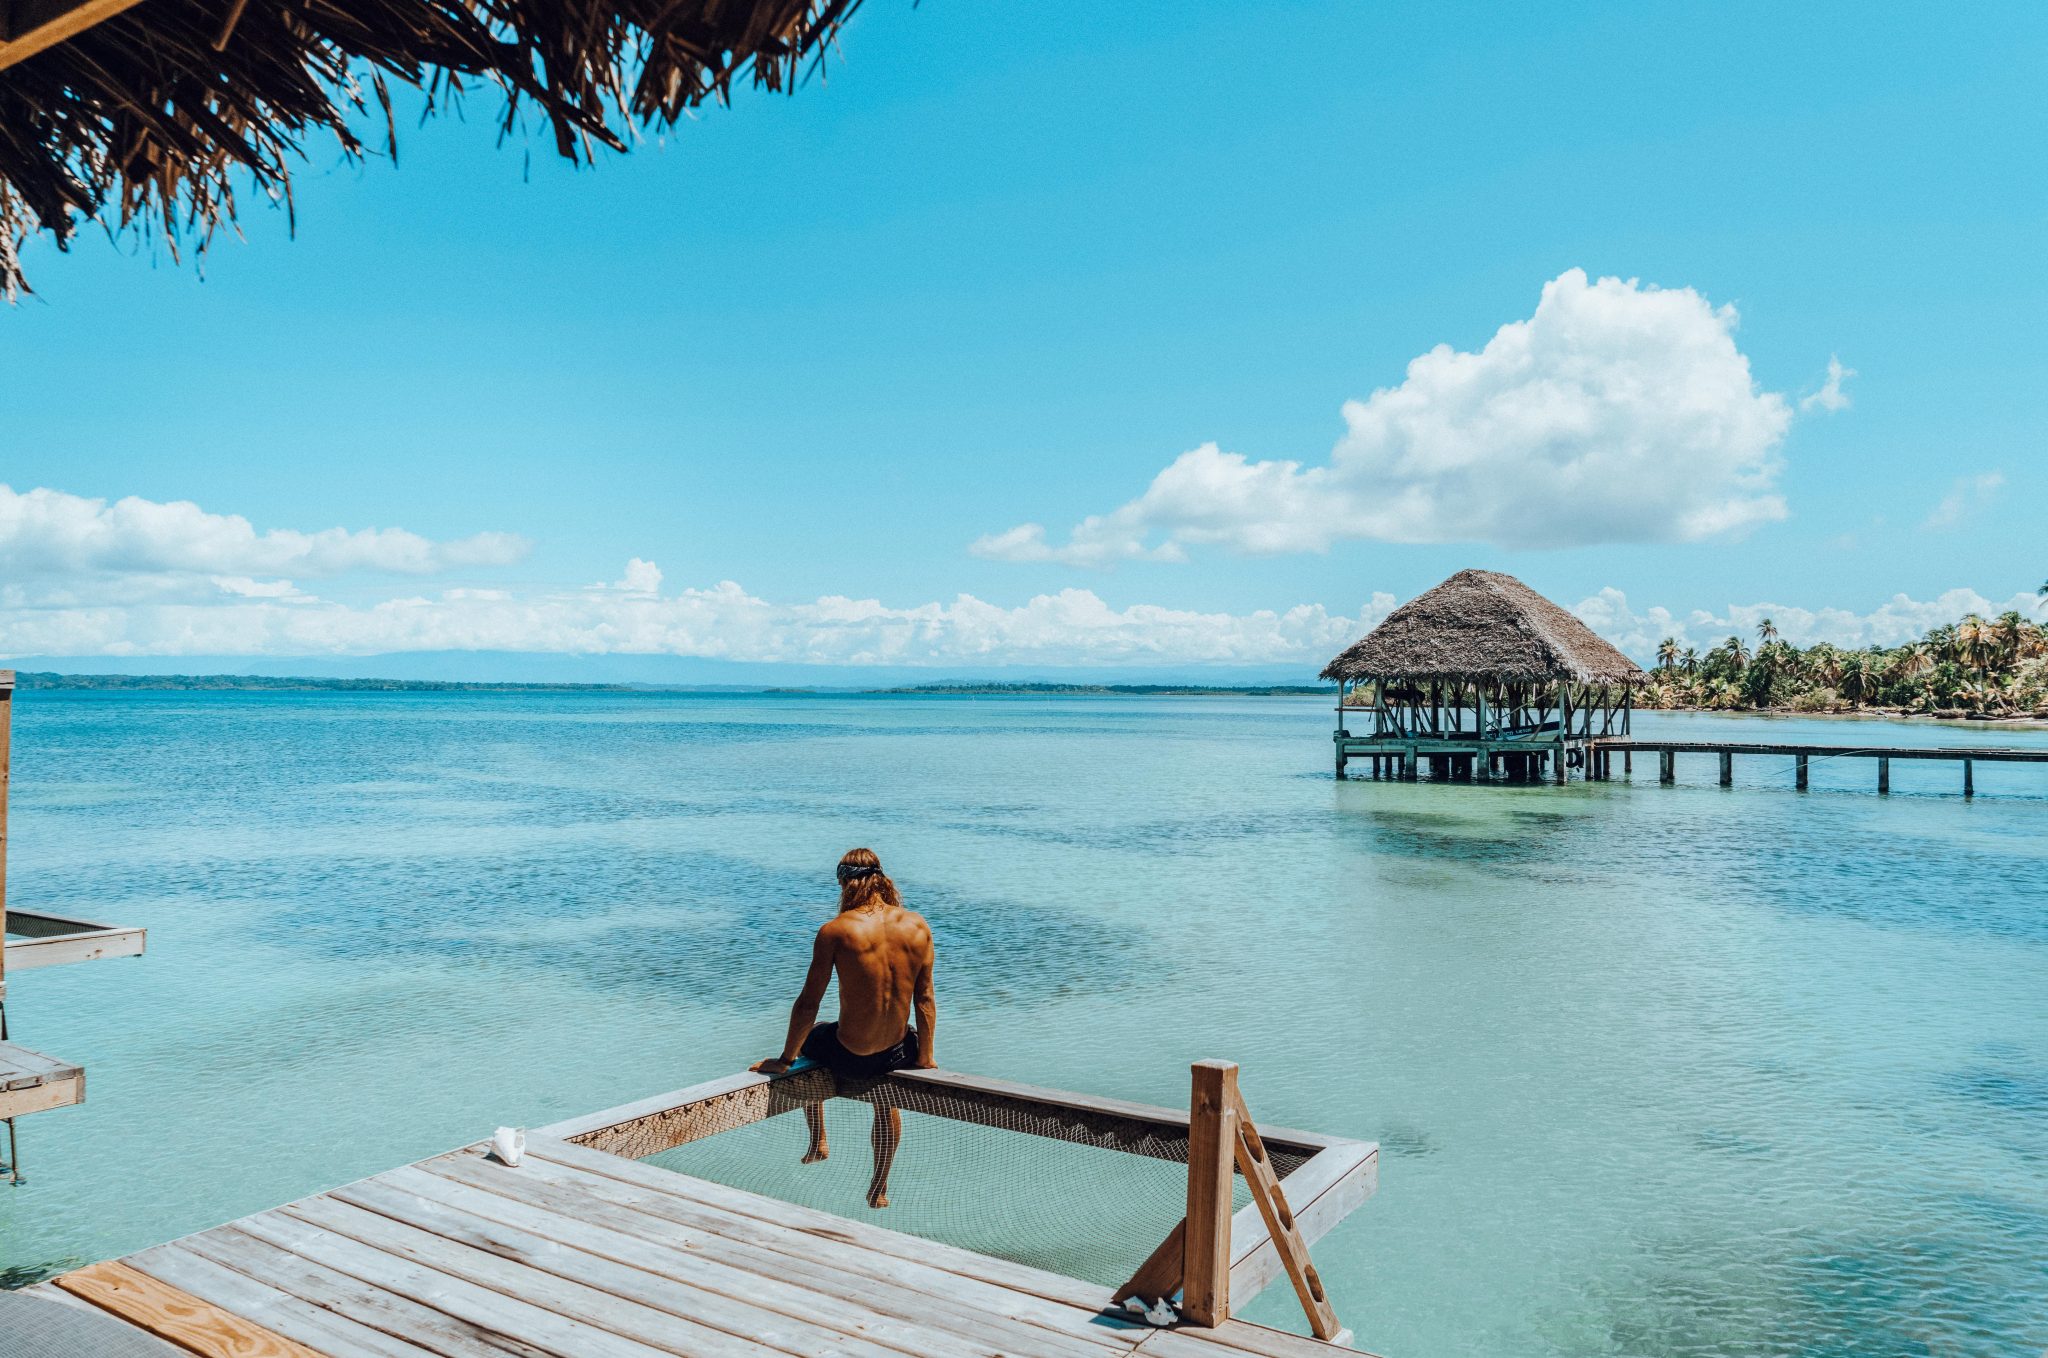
[40,1064,1379,1358]
[648,1089,1255,1286]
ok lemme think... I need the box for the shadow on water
[27,848,1141,1016]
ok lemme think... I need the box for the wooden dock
[30,1064,1381,1358]
[1586,739,2048,794]
[0,668,147,1185]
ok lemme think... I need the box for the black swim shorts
[800,1022,917,1081]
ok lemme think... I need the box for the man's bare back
[751,850,935,1207]
[817,904,935,1057]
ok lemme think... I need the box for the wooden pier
[26,1063,1381,1358]
[0,668,147,1185]
[1585,739,2048,795]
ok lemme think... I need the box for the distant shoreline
[5,672,1331,696]
[8,671,636,693]
[13,674,2040,717]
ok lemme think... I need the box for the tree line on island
[1644,587,2048,719]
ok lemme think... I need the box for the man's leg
[802,1099,829,1163]
[866,1104,901,1208]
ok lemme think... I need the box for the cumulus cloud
[0,558,1401,669]
[974,269,1799,563]
[0,484,527,586]
[1800,355,1855,414]
[1575,586,2048,659]
[1919,472,2004,531]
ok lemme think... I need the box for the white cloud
[1919,471,2004,531]
[0,484,527,584]
[1800,354,1855,414]
[976,269,1798,563]
[0,557,1401,669]
[1575,586,2048,659]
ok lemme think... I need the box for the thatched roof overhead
[1321,569,1646,686]
[0,0,860,296]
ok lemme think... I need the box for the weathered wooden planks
[59,1065,1375,1358]
[0,1040,85,1120]
[53,1259,325,1358]
[125,1242,447,1358]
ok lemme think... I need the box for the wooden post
[1553,687,1570,784]
[1877,757,1890,795]
[1623,750,1632,776]
[1184,1061,1237,1328]
[1,670,11,1008]
[1795,754,1809,791]
[1659,749,1674,784]
[1963,758,1974,798]
[1718,751,1732,787]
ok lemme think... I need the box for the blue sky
[2,2,2043,676]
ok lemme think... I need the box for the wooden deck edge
[5,923,148,970]
[539,1065,835,1156]
[541,1063,1343,1167]
[1227,1144,1378,1307]
[52,1259,326,1358]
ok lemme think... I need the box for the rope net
[643,1077,1257,1288]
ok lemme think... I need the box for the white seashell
[489,1126,526,1167]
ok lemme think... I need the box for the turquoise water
[1,691,2044,1356]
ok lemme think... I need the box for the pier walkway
[29,1065,1379,1358]
[1588,739,2048,794]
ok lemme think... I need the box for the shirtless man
[752,848,935,1208]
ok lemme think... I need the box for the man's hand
[751,1057,793,1075]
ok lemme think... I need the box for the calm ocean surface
[1,690,2044,1356]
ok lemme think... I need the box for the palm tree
[1955,614,1991,673]
[1886,643,1935,685]
[1805,644,1843,690]
[1757,617,1778,645]
[1656,637,1680,672]
[1992,610,2030,667]
[1722,635,1752,671]
[1680,647,1698,676]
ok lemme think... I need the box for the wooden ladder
[1114,1060,1347,1344]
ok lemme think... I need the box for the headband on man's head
[837,862,879,886]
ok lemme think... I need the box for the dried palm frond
[0,0,862,296]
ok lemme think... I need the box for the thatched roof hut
[0,0,860,296]
[1320,569,1645,687]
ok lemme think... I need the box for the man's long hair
[837,847,900,912]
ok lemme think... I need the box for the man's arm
[911,926,937,1069]
[751,926,836,1075]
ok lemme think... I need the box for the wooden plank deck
[53,1132,1373,1358]
[51,1073,1376,1358]
[0,1039,84,1121]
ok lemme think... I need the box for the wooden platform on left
[0,1040,83,1121]
[41,1066,1380,1358]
